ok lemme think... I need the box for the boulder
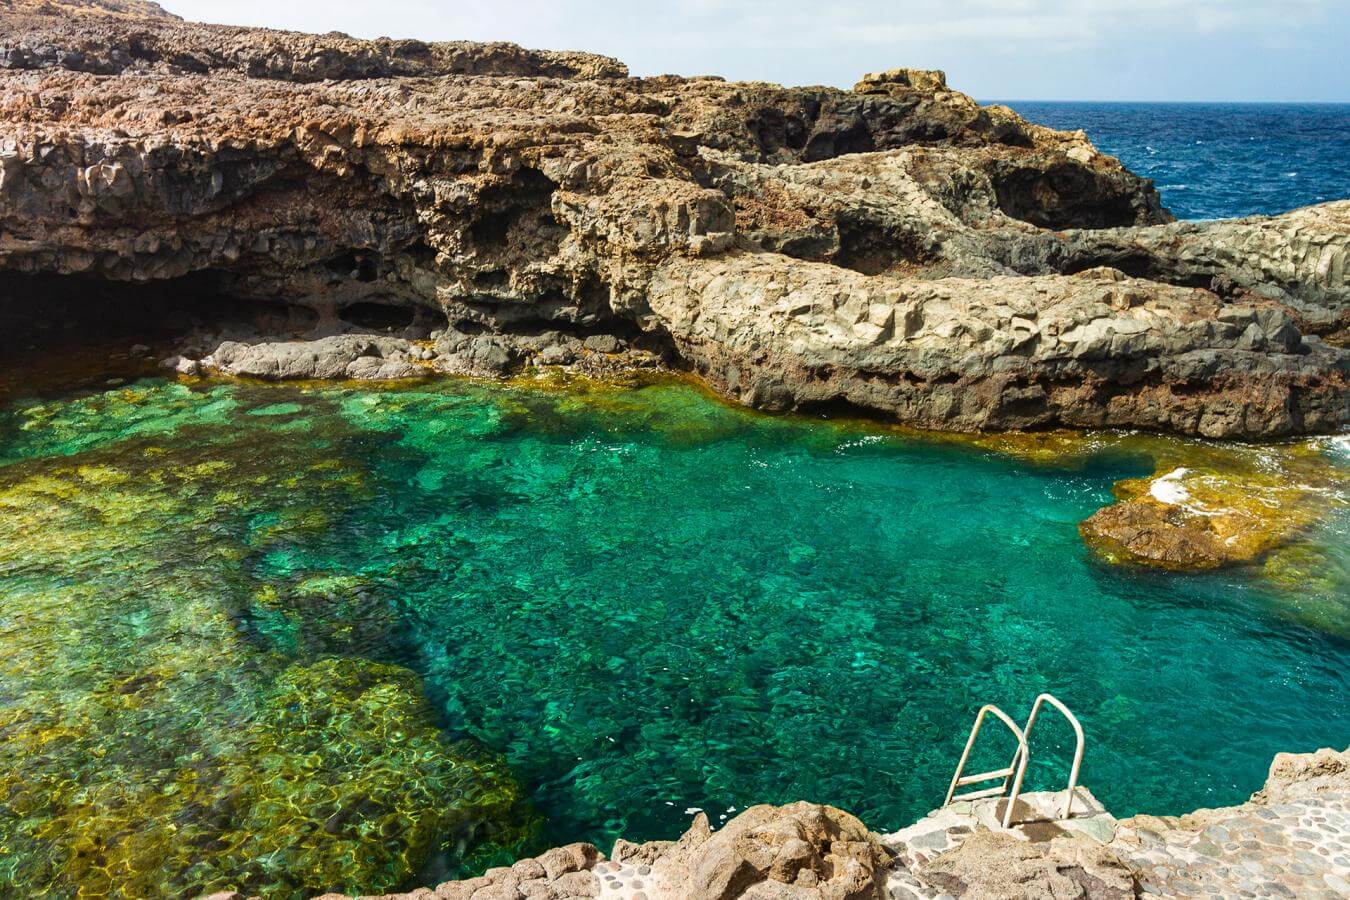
[646,803,890,900]
[1252,746,1350,804]
[202,335,421,381]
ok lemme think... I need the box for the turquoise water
[1,376,1345,896]
[1006,102,1350,219]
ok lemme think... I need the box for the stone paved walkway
[593,859,653,899]
[1110,791,1350,898]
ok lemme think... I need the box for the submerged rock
[1077,440,1346,571]
[0,422,536,899]
[1,0,1346,436]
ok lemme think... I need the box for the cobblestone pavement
[1110,792,1350,899]
[593,859,654,899]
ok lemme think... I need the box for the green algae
[3,658,526,898]
[0,392,535,898]
[0,381,242,466]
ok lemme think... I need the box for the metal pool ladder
[942,693,1085,828]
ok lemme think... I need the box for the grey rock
[582,334,622,354]
[202,334,415,381]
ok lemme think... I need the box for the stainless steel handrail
[945,694,1087,828]
[1021,693,1085,820]
[942,704,1029,829]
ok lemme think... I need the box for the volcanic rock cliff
[1,0,1347,436]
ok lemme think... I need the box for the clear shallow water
[1004,102,1350,220]
[0,376,1345,897]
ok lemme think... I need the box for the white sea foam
[1318,433,1350,461]
[1150,467,1191,504]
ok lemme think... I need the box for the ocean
[1004,101,1350,220]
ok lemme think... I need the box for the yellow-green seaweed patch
[0,403,537,899]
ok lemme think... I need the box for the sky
[160,1,1349,102]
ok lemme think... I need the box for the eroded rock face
[1,0,1346,437]
[0,0,624,80]
[1253,746,1350,804]
[644,803,890,899]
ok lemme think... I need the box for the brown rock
[435,876,490,899]
[611,837,675,866]
[537,843,601,881]
[1252,745,1350,804]
[1078,499,1230,570]
[0,0,1345,441]
[549,870,600,896]
[918,830,1136,900]
[648,803,889,900]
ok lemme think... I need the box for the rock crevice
[1,0,1346,438]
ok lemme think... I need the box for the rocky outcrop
[1076,437,1346,571]
[640,803,890,899]
[297,802,891,900]
[200,334,423,380]
[1,0,1346,437]
[1254,746,1350,804]
[0,0,624,80]
[0,0,178,20]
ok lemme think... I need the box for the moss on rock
[1078,440,1346,571]
[0,389,537,898]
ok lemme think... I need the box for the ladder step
[952,786,1007,802]
[955,767,1014,786]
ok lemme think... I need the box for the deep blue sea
[1003,102,1350,220]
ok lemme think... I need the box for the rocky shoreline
[194,746,1350,900]
[1,5,1347,899]
[2,0,1347,438]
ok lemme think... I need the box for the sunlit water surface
[0,377,1346,897]
[1005,102,1350,219]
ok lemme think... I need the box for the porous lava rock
[1,0,1345,439]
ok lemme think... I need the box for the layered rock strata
[2,1,1346,436]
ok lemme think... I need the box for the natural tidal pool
[0,374,1347,898]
